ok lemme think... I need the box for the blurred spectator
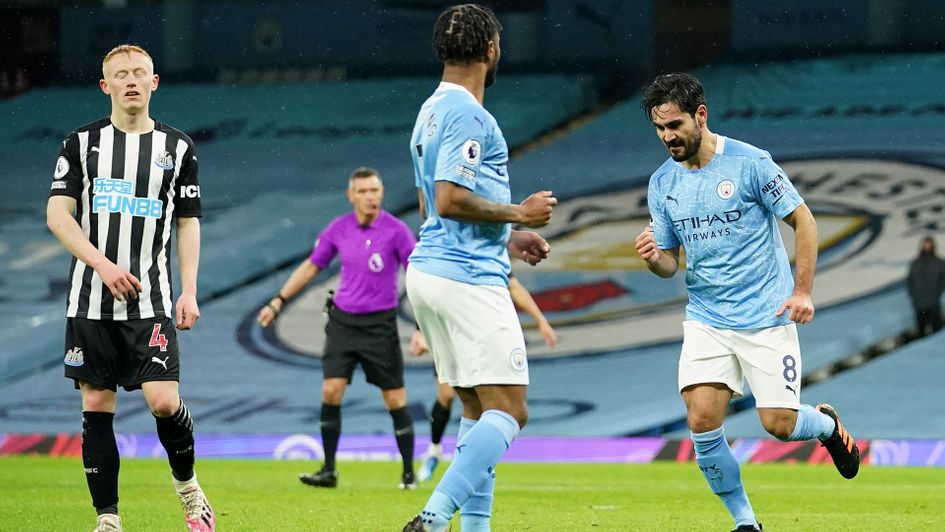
[906,236,945,337]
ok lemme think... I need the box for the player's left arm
[777,203,817,324]
[508,230,551,266]
[175,216,201,330]
[508,276,557,347]
[174,142,202,331]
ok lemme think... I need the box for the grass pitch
[1,456,943,530]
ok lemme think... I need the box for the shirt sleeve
[647,176,680,249]
[397,221,417,271]
[49,132,83,199]
[752,155,803,219]
[174,141,202,218]
[435,103,485,191]
[309,223,338,269]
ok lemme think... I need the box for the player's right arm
[433,104,556,227]
[47,196,144,302]
[435,182,556,228]
[635,226,680,277]
[47,131,143,302]
[638,175,681,278]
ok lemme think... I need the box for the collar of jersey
[437,81,477,100]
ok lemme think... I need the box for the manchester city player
[634,73,860,531]
[403,4,557,531]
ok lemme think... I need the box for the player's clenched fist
[518,190,558,228]
[635,226,660,262]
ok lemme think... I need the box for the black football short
[63,317,180,391]
[322,307,404,390]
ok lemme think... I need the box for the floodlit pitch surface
[2,457,943,530]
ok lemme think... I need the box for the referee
[46,45,213,532]
[257,167,421,490]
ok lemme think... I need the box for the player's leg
[128,318,213,532]
[746,324,858,479]
[419,381,456,482]
[450,384,521,532]
[684,384,760,531]
[80,382,121,527]
[143,381,193,479]
[142,381,214,531]
[679,321,760,531]
[65,317,122,529]
[407,272,527,532]
[381,386,417,489]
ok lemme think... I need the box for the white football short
[678,320,802,409]
[406,267,529,388]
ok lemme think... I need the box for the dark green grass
[2,456,943,530]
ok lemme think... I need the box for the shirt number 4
[149,323,168,352]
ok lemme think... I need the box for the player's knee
[687,413,722,434]
[149,395,180,417]
[83,394,115,412]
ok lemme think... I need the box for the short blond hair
[102,44,153,76]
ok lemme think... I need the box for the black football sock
[429,399,452,446]
[390,407,415,473]
[154,400,195,482]
[82,411,120,515]
[320,403,342,471]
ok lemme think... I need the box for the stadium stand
[2,54,943,440]
[0,74,596,384]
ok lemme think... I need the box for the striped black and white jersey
[49,118,202,321]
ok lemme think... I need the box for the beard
[667,129,702,162]
[485,62,498,88]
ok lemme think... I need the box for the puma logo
[665,194,679,205]
[151,356,169,370]
[785,384,797,396]
[455,444,467,454]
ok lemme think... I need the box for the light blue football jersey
[408,82,511,287]
[647,136,805,329]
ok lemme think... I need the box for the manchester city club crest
[717,179,735,199]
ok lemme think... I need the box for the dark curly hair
[640,73,706,120]
[433,4,502,64]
